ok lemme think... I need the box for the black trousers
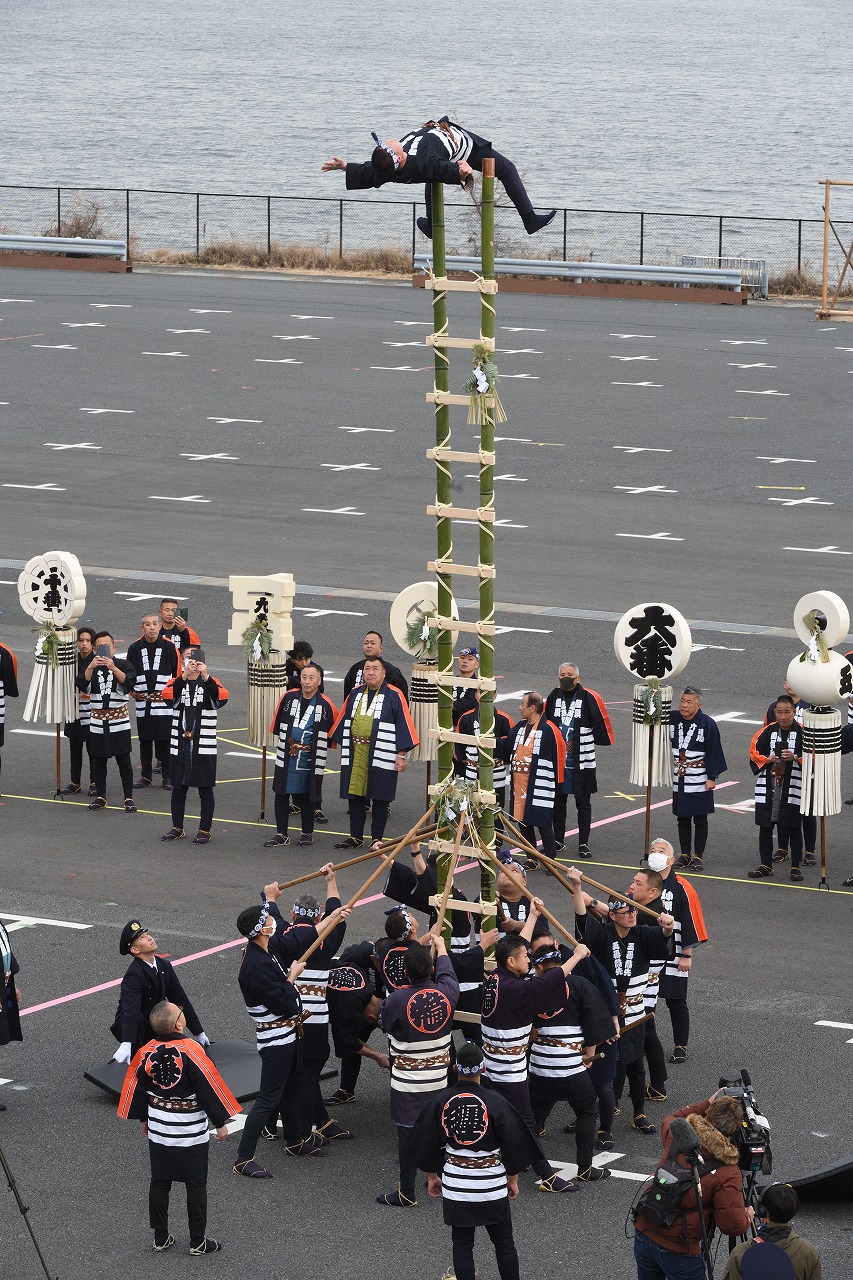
[665,997,690,1048]
[171,784,215,833]
[676,814,709,857]
[140,738,171,783]
[275,791,313,835]
[451,1217,520,1280]
[237,1043,303,1159]
[348,795,390,842]
[553,790,593,846]
[300,1053,330,1134]
[644,1015,668,1091]
[589,1042,618,1133]
[423,143,538,234]
[148,1141,208,1245]
[92,753,134,800]
[520,822,557,859]
[759,823,802,867]
[68,736,95,786]
[777,814,816,854]
[530,1070,599,1171]
[615,1055,647,1117]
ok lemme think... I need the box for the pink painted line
[559,780,739,839]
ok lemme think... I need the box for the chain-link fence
[1,183,851,288]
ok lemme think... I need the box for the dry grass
[42,197,106,240]
[139,237,411,275]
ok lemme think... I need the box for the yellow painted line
[533,442,565,448]
[755,486,805,491]
[552,857,852,895]
[605,791,644,802]
[0,793,350,836]
[217,735,264,752]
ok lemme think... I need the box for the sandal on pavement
[632,1114,657,1136]
[232,1159,272,1179]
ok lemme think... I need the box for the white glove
[195,1032,211,1047]
[113,1042,132,1064]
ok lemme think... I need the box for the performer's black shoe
[524,208,557,235]
[522,857,540,871]
[748,864,773,879]
[263,833,289,847]
[803,852,816,866]
[60,782,81,795]
[261,1125,279,1141]
[334,837,364,850]
[674,854,692,870]
[595,1130,614,1151]
[689,855,704,872]
[285,1134,327,1157]
[772,848,789,862]
[88,796,107,810]
[153,761,162,775]
[324,1087,356,1105]
[669,1046,687,1064]
[539,1173,578,1193]
[376,1186,418,1207]
[416,216,433,240]
[562,1121,576,1134]
[843,876,853,888]
[161,827,185,842]
[232,1159,272,1179]
[298,834,313,847]
[192,830,211,845]
[316,1119,355,1140]
[577,1165,611,1181]
[153,1234,175,1251]
[554,840,565,852]
[645,1085,668,1101]
[578,844,592,859]
[189,1239,222,1254]
[314,809,329,824]
[846,796,853,805]
[87,782,98,798]
[162,781,172,791]
[288,802,300,816]
[632,1114,657,1136]
[124,798,138,813]
[133,776,153,789]
[790,867,804,882]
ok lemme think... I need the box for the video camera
[717,1069,772,1175]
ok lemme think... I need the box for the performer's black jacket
[343,659,409,703]
[344,120,491,193]
[111,956,203,1047]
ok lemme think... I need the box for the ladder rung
[427,786,496,805]
[425,276,499,295]
[427,447,496,465]
[435,617,496,636]
[428,894,486,914]
[429,728,497,747]
[433,673,496,691]
[425,334,495,352]
[453,1010,483,1024]
[427,391,495,408]
[428,561,496,579]
[427,504,496,522]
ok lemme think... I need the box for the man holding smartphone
[77,631,137,812]
[161,650,228,846]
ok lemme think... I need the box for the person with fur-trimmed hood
[634,1092,754,1272]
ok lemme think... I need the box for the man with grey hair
[669,687,727,873]
[117,999,239,1254]
[545,662,614,858]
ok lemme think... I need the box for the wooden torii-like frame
[817,178,853,321]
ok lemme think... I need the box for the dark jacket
[723,1226,822,1280]
[111,956,203,1048]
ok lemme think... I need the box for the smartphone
[189,648,206,665]
[96,644,111,658]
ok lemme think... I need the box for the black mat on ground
[789,1155,853,1202]
[84,1039,262,1101]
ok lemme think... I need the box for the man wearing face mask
[641,840,707,1068]
[669,687,727,873]
[160,650,228,847]
[545,663,614,859]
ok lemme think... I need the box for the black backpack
[633,1133,721,1231]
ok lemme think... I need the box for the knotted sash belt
[445,1153,502,1169]
[483,1038,527,1058]
[393,1050,451,1071]
[537,1035,584,1051]
[131,693,164,702]
[288,742,311,755]
[256,1012,312,1038]
[91,707,128,721]
[148,1095,200,1112]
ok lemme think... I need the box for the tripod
[684,1151,716,1280]
[0,1133,57,1278]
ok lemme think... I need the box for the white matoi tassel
[409,661,438,763]
[800,707,842,817]
[23,629,78,724]
[246,649,288,748]
[629,682,672,788]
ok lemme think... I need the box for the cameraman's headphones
[756,1181,795,1218]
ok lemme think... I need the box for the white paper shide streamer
[613,602,692,788]
[17,551,86,724]
[787,590,851,818]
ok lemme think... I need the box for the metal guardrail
[682,255,768,298]
[0,233,128,260]
[414,254,743,290]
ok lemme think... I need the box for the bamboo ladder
[423,160,500,947]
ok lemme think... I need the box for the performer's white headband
[385,904,414,934]
[249,895,271,938]
[293,902,321,919]
[533,947,562,964]
[371,132,400,171]
[456,1043,485,1075]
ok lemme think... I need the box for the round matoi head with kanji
[17,550,86,628]
[787,649,852,707]
[613,602,692,682]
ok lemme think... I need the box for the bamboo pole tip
[482,158,495,179]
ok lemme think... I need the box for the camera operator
[722,1182,822,1280]
[634,1090,754,1279]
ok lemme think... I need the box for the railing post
[562,208,567,261]
[339,200,344,261]
[267,196,272,258]
[718,215,724,260]
[125,190,130,254]
[196,193,200,261]
[639,211,645,264]
[797,219,802,274]
[57,187,61,235]
[412,202,417,265]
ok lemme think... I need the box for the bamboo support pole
[298,808,435,963]
[474,831,579,948]
[274,822,439,894]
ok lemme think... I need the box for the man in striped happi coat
[264,868,353,1145]
[77,631,137,812]
[749,695,806,883]
[455,689,514,851]
[528,946,617,1184]
[502,692,565,869]
[481,907,590,1193]
[266,662,337,849]
[376,937,459,1208]
[117,999,240,1255]
[669,687,727,873]
[545,662,614,858]
[0,638,19,792]
[60,627,97,797]
[128,613,179,793]
[566,867,675,1140]
[160,651,228,847]
[330,656,418,851]
[643,841,708,1068]
[764,680,817,867]
[408,1041,545,1280]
